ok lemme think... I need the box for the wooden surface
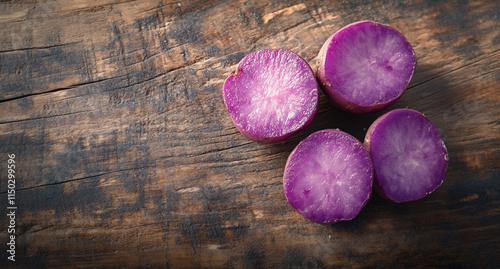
[0,0,499,268]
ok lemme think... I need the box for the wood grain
[0,0,498,268]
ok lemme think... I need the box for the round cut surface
[283,129,373,223]
[224,49,319,143]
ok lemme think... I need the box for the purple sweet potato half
[364,109,449,203]
[316,21,417,114]
[283,129,373,224]
[223,49,319,143]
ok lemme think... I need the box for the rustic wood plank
[0,0,499,268]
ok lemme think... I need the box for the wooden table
[1,0,498,268]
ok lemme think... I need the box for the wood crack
[0,110,92,125]
[0,76,113,104]
[0,165,155,194]
[188,141,254,159]
[0,172,111,194]
[0,41,81,54]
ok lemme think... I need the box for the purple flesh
[316,21,417,114]
[283,129,373,224]
[364,109,449,202]
[223,49,319,143]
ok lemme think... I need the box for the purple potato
[223,49,319,143]
[283,129,373,224]
[364,109,449,202]
[316,21,417,114]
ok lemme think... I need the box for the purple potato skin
[364,109,449,203]
[316,21,417,114]
[283,129,373,224]
[223,49,319,143]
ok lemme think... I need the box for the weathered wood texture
[0,0,498,267]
